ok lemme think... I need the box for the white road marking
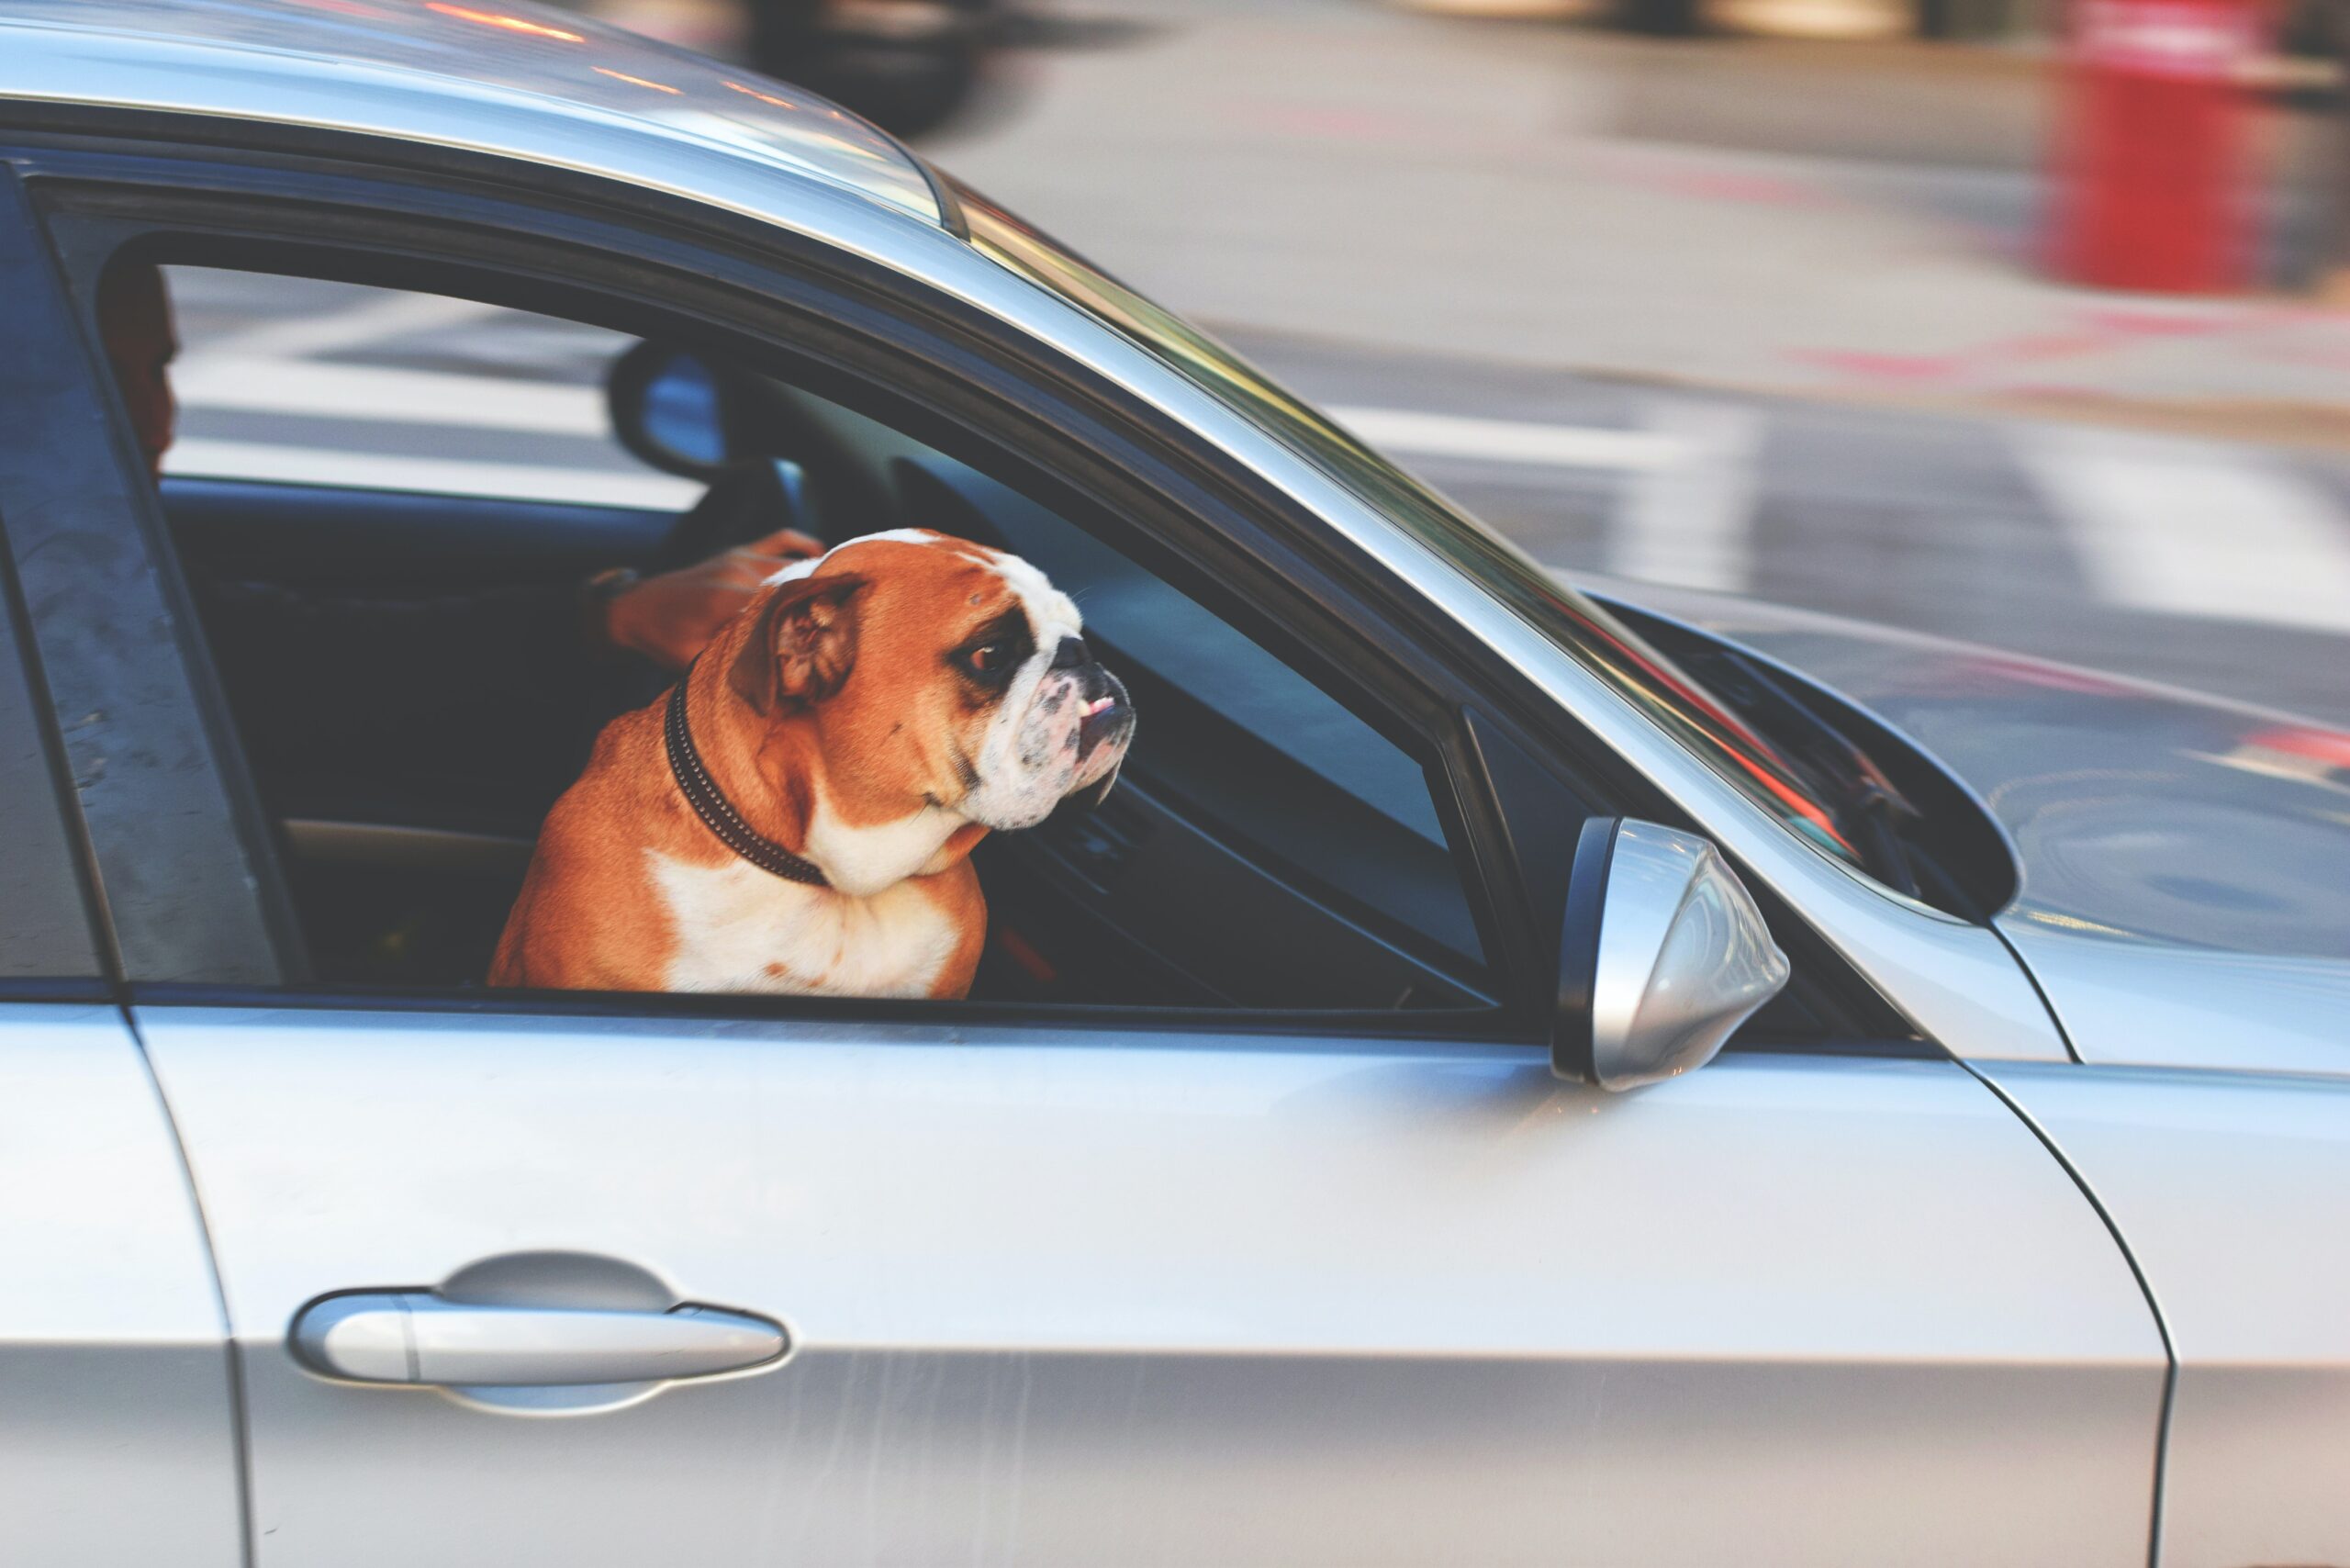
[164,439,703,510]
[1328,400,1760,589]
[181,368,1702,475]
[2018,426,2350,635]
[178,361,1709,480]
[193,289,502,361]
[1606,401,1762,592]
[1328,405,1690,471]
[171,346,1776,599]
[175,356,608,434]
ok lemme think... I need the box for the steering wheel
[607,342,828,570]
[651,457,819,574]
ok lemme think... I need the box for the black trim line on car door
[1962,1053,2178,1568]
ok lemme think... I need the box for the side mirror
[1554,818,1789,1090]
[608,342,738,478]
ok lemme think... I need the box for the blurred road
[1241,327,2350,728]
[928,0,2347,419]
[169,265,2350,728]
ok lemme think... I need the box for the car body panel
[0,1004,242,1567]
[1981,1059,2350,1568]
[0,0,942,226]
[141,1006,2164,1567]
[1580,576,2350,1077]
[1992,929,2350,1077]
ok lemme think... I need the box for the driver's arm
[596,528,824,671]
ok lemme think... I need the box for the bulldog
[489,529,1134,998]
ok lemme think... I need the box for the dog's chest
[646,851,963,997]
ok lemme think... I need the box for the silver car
[0,3,2342,1565]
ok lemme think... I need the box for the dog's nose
[1050,635,1091,671]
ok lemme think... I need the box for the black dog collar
[663,677,831,889]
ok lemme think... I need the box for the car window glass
[765,393,1449,830]
[117,262,1495,1012]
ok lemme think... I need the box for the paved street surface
[167,266,2350,728]
[924,0,2349,420]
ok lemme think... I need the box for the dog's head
[729,529,1135,839]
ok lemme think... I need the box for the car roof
[0,0,946,228]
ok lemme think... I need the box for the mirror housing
[1554,818,1790,1090]
[607,342,738,478]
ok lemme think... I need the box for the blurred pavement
[930,0,2349,426]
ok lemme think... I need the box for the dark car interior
[162,342,1501,1013]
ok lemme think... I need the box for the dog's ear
[729,572,868,714]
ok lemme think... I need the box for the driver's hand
[599,527,825,671]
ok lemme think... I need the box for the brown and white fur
[489,529,1133,998]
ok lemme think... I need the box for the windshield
[949,178,1865,874]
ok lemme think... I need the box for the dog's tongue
[1077,693,1124,761]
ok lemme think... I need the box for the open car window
[134,267,1500,1014]
[753,380,1488,976]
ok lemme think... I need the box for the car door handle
[292,1293,788,1386]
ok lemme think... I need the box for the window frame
[0,533,109,994]
[0,450,111,995]
[11,133,1605,1041]
[0,160,268,994]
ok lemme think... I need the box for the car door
[0,196,243,1559]
[0,1002,242,1568]
[124,1004,2165,1568]
[18,154,2167,1565]
[1978,1059,2350,1568]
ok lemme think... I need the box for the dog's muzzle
[1050,634,1132,768]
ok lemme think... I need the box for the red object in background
[2049,0,2265,292]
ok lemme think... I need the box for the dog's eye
[955,640,1018,687]
[954,617,1030,689]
